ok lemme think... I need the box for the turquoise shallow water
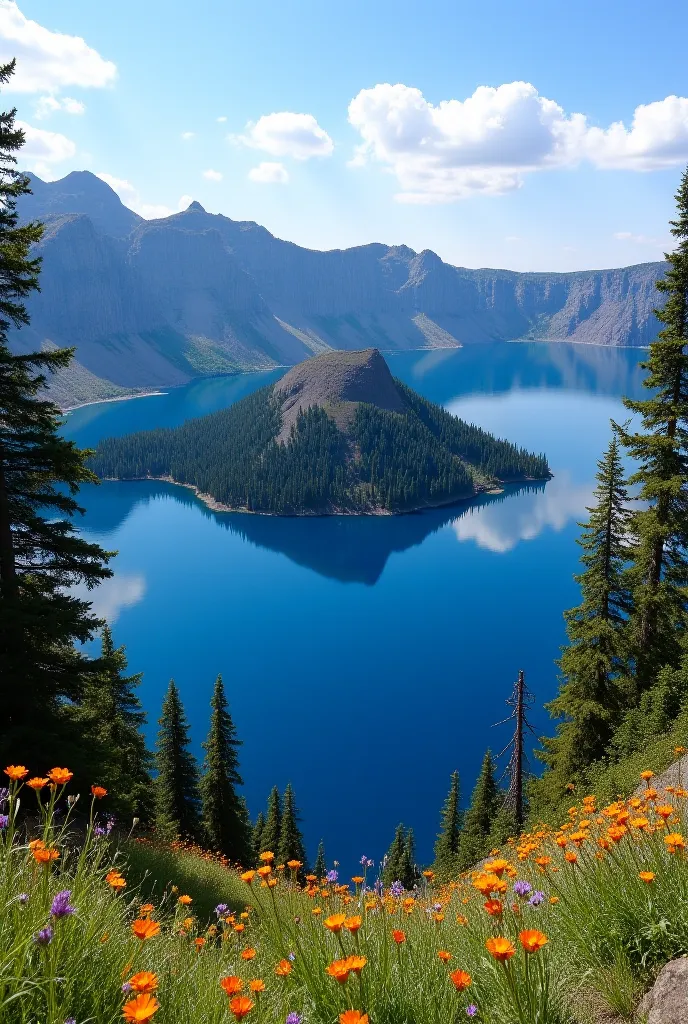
[62,342,646,870]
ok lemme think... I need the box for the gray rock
[638,957,688,1023]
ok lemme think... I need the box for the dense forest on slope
[90,378,549,514]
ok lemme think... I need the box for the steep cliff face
[12,171,666,407]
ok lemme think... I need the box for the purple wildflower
[18,893,29,906]
[215,903,229,916]
[466,1005,478,1018]
[122,982,133,994]
[374,879,383,895]
[94,826,107,837]
[34,925,53,946]
[389,880,404,898]
[0,787,8,808]
[0,814,8,829]
[360,854,368,865]
[326,869,338,883]
[65,1019,77,1024]
[50,890,76,919]
[288,952,296,961]
[286,1015,302,1024]
[513,880,532,897]
[529,890,545,907]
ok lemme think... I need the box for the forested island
[90,348,550,514]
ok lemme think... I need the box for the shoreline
[101,473,550,519]
[59,339,649,415]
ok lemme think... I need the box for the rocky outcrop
[638,957,688,1023]
[12,171,667,407]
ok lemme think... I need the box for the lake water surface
[62,342,646,870]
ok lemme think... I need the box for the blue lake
[62,342,647,870]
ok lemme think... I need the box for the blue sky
[2,0,688,270]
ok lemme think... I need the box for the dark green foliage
[382,824,417,889]
[0,60,112,765]
[457,751,503,870]
[252,812,265,866]
[199,676,252,865]
[277,783,308,870]
[89,380,549,515]
[154,680,201,841]
[260,786,282,856]
[313,839,326,879]
[617,166,688,688]
[533,436,633,809]
[432,771,461,880]
[75,626,153,821]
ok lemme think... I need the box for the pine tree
[154,680,201,841]
[252,812,265,865]
[76,625,153,821]
[199,676,251,865]
[0,59,112,765]
[433,771,461,880]
[313,839,326,879]
[382,824,408,888]
[400,828,418,890]
[535,436,633,800]
[277,783,307,870]
[457,751,502,870]
[618,167,688,688]
[260,786,282,856]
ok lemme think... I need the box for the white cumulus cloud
[202,168,222,181]
[34,94,85,119]
[347,81,688,203]
[96,172,193,219]
[18,119,75,172]
[180,131,195,140]
[216,115,227,123]
[248,161,289,183]
[0,1,116,92]
[238,112,333,160]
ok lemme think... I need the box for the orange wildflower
[656,805,674,820]
[346,956,366,975]
[486,936,516,962]
[640,770,654,782]
[249,980,265,993]
[326,959,351,984]
[131,919,160,941]
[122,993,160,1021]
[437,950,452,962]
[639,871,655,883]
[127,973,158,994]
[267,878,278,888]
[33,847,59,864]
[259,851,275,862]
[106,871,126,890]
[456,914,468,926]
[47,768,73,785]
[351,876,364,885]
[344,916,362,933]
[194,937,205,950]
[564,852,578,864]
[287,860,302,870]
[257,866,272,878]
[275,959,292,976]
[324,913,347,933]
[450,969,472,990]
[27,777,49,790]
[178,894,192,905]
[535,856,552,867]
[229,996,254,1020]
[4,765,28,781]
[241,870,256,884]
[339,1013,369,1024]
[140,903,154,915]
[233,923,245,933]
[28,839,45,850]
[520,929,548,954]
[392,929,406,944]
[241,948,256,960]
[220,976,244,995]
[665,832,685,851]
[484,858,510,876]
[484,899,503,917]
[423,869,435,880]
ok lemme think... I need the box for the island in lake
[90,348,551,515]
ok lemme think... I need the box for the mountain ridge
[13,171,666,408]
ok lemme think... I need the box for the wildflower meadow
[2,763,688,1024]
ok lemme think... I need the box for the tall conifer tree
[0,60,112,764]
[252,812,265,865]
[433,771,461,880]
[77,626,153,820]
[260,786,282,855]
[457,751,502,870]
[536,436,633,798]
[199,676,251,864]
[618,167,688,687]
[277,783,308,869]
[382,823,407,888]
[154,680,201,841]
[400,828,418,889]
[313,839,326,879]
